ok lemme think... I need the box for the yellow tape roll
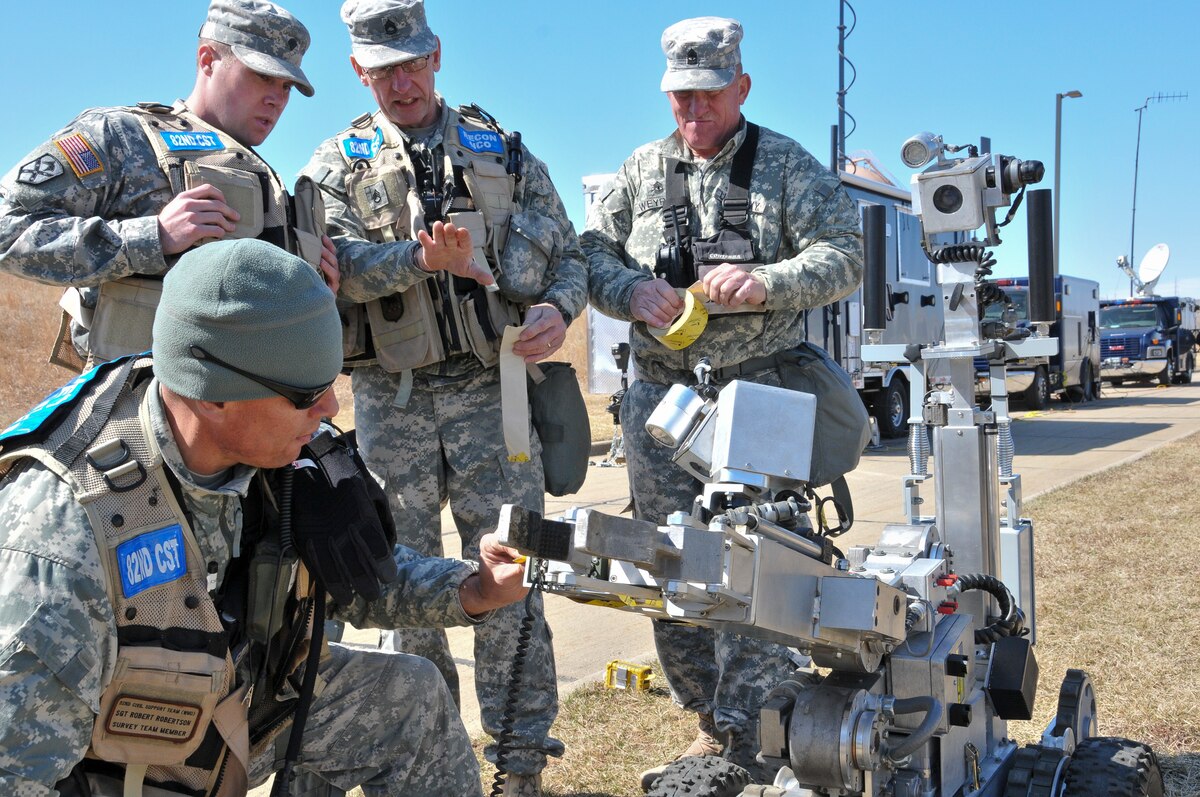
[650,288,709,350]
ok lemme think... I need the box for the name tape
[117,524,187,599]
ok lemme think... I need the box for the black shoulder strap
[661,157,691,247]
[721,122,759,232]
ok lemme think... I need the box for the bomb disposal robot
[498,134,1163,797]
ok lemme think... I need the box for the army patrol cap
[153,239,342,404]
[340,0,438,69]
[660,16,743,92]
[199,0,315,97]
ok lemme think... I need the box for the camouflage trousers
[248,642,482,797]
[353,361,559,776]
[622,374,800,766]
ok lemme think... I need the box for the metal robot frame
[497,133,1161,797]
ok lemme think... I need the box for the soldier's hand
[701,264,766,307]
[459,532,529,616]
[514,303,566,363]
[415,220,496,288]
[157,184,240,255]
[631,278,685,328]
[318,234,341,294]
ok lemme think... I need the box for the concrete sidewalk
[339,377,1200,739]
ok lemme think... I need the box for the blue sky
[2,1,1195,299]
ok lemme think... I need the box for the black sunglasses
[189,346,334,410]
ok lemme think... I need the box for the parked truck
[975,275,1102,408]
[1099,295,1199,386]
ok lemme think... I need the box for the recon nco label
[457,126,504,155]
[159,131,224,151]
[106,695,202,742]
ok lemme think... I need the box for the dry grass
[473,432,1200,796]
[0,275,71,423]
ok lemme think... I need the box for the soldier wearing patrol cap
[0,238,532,796]
[582,15,865,789]
[0,0,340,372]
[300,2,589,795]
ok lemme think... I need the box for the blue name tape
[117,525,187,599]
[343,127,383,160]
[457,126,504,155]
[159,131,224,151]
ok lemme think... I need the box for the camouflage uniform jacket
[582,120,864,382]
[0,101,253,288]
[302,98,588,366]
[0,381,480,793]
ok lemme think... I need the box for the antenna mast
[835,0,857,172]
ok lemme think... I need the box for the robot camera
[907,132,1044,247]
[900,131,945,169]
[994,155,1044,194]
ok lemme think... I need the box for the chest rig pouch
[334,105,527,373]
[0,358,251,797]
[86,103,327,365]
[656,123,763,315]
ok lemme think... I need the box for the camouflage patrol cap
[340,0,438,70]
[199,0,315,97]
[660,16,743,92]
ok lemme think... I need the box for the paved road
[339,377,1200,739]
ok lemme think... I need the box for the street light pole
[1053,90,1082,277]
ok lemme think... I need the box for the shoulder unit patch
[16,153,65,185]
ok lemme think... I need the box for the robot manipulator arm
[496,502,911,673]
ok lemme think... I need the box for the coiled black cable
[953,573,1026,644]
[924,243,1010,320]
[924,242,995,270]
[490,566,543,797]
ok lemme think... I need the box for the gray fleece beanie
[152,239,342,402]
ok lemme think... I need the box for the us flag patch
[54,132,104,178]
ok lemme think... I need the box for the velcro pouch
[91,646,227,765]
[91,276,164,361]
[182,161,264,243]
[291,175,327,269]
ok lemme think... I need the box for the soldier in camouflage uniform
[299,3,587,795]
[0,0,339,369]
[0,239,531,797]
[581,16,864,787]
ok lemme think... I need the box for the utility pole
[1128,92,1187,295]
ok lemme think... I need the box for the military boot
[639,713,724,792]
[501,772,543,797]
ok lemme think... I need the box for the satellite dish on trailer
[1137,243,1170,295]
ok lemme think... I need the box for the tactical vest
[84,102,327,364]
[0,358,304,797]
[333,105,528,372]
[657,123,765,316]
